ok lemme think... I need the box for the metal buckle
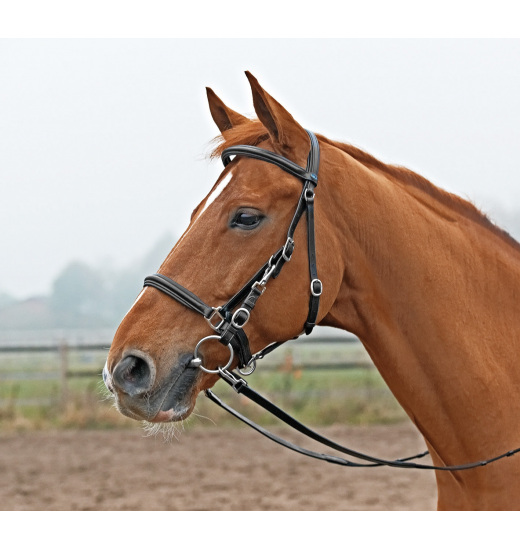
[310,278,323,297]
[282,237,295,262]
[217,367,248,391]
[304,187,315,202]
[252,280,267,294]
[191,335,234,373]
[255,260,277,289]
[231,307,250,329]
[205,307,225,332]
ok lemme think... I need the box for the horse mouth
[107,353,200,423]
[150,358,199,422]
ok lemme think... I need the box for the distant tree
[50,261,109,327]
[45,233,176,329]
[137,232,174,274]
[104,232,175,324]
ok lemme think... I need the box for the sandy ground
[0,422,437,511]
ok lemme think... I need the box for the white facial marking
[198,170,233,219]
[120,287,147,323]
[166,170,234,256]
[130,288,146,311]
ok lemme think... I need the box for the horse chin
[149,365,199,422]
[150,406,193,423]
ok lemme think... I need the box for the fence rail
[0,336,374,409]
[0,343,110,354]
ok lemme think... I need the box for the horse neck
[321,147,520,471]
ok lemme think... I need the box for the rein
[143,131,520,471]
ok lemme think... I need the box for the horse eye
[230,210,264,230]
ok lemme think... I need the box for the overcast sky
[1,38,520,298]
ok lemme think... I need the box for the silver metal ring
[231,307,250,328]
[310,278,323,297]
[304,187,315,202]
[193,335,234,373]
[238,357,256,376]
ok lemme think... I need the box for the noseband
[144,129,322,383]
[142,131,520,471]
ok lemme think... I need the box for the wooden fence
[0,335,374,409]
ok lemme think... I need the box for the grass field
[0,343,407,431]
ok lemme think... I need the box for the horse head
[103,73,344,423]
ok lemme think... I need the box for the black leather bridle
[142,130,520,471]
[144,130,322,379]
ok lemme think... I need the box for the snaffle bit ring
[192,335,234,374]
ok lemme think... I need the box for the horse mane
[210,120,520,252]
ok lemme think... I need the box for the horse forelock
[209,119,269,160]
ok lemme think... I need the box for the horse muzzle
[103,353,199,422]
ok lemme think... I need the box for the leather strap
[303,131,321,334]
[208,375,520,471]
[219,257,273,315]
[222,145,317,183]
[304,193,320,334]
[143,274,213,318]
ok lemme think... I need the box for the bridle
[144,129,322,380]
[143,130,520,471]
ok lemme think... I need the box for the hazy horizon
[2,39,520,299]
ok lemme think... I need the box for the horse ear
[245,71,310,162]
[206,87,249,132]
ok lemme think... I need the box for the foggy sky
[1,39,519,298]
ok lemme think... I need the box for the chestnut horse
[104,72,520,510]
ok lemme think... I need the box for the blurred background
[1,38,519,430]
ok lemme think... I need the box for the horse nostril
[112,355,153,397]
